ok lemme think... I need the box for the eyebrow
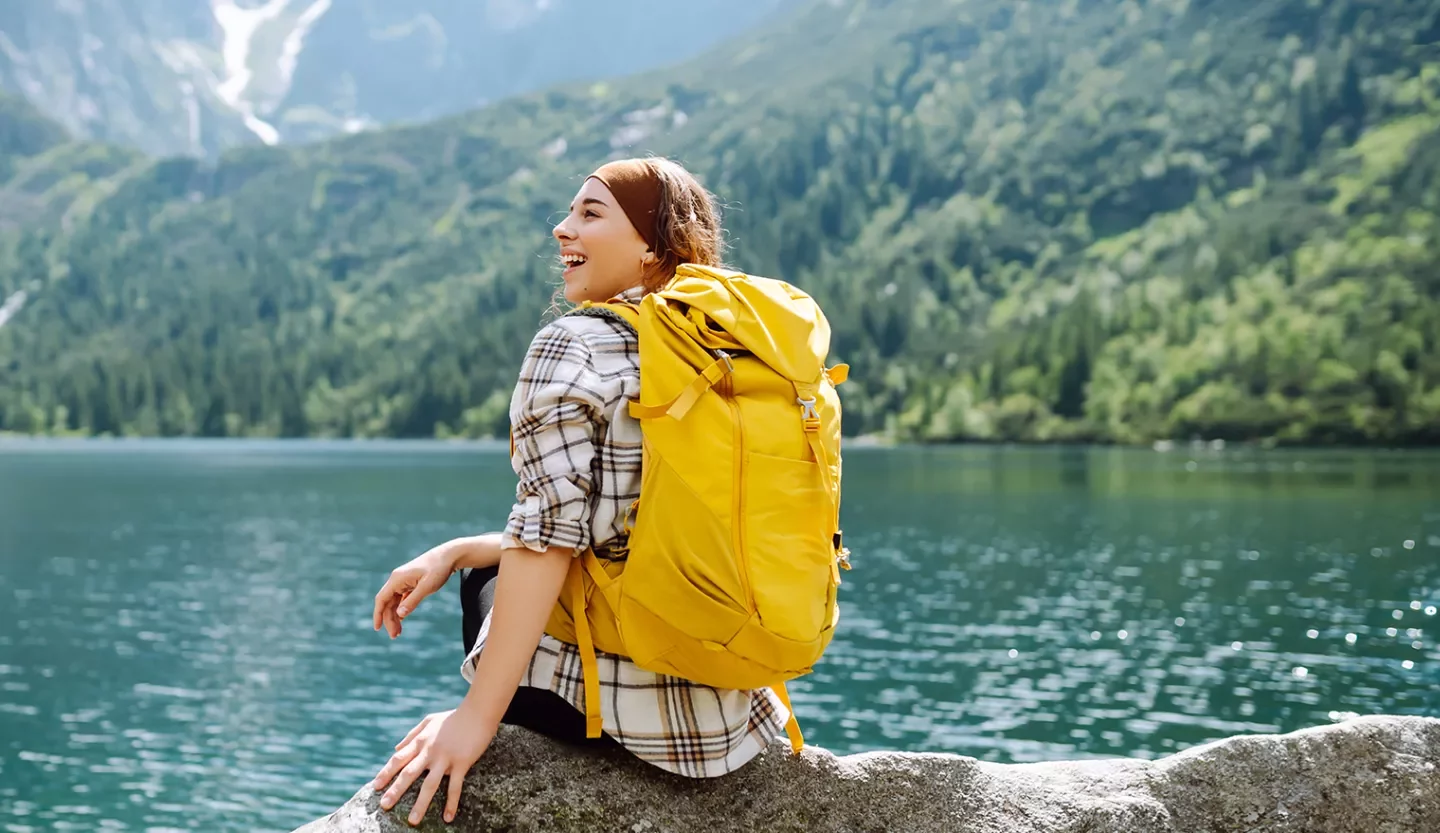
[569,197,609,211]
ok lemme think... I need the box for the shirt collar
[611,285,647,304]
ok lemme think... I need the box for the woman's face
[552,177,653,304]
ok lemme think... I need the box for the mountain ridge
[1,0,1437,445]
[0,0,797,157]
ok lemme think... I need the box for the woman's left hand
[372,703,497,826]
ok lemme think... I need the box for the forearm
[458,545,572,725]
[448,533,504,571]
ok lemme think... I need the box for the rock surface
[293,715,1440,833]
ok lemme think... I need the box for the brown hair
[639,157,726,292]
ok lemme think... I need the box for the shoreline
[2,432,1436,454]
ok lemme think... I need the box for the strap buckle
[834,530,851,571]
[796,396,819,421]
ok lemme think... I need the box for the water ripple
[1,442,1436,830]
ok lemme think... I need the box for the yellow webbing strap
[580,549,614,589]
[798,381,842,585]
[774,682,804,754]
[798,390,837,508]
[568,563,604,739]
[628,358,730,421]
[806,426,843,587]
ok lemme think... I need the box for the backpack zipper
[717,349,755,610]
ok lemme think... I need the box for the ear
[641,249,658,265]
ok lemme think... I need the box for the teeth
[561,254,586,265]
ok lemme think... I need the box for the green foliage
[1,0,1438,446]
[0,92,69,177]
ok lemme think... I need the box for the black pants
[460,565,617,748]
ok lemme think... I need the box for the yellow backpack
[541,263,850,754]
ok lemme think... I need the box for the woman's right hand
[372,541,463,639]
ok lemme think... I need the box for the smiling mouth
[560,254,587,274]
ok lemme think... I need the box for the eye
[584,210,599,219]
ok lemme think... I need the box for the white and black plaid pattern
[499,297,643,556]
[463,286,787,777]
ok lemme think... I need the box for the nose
[553,214,576,243]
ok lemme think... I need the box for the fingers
[397,572,445,620]
[373,573,408,631]
[382,604,402,639]
[380,754,428,814]
[394,715,431,750]
[372,737,421,794]
[409,766,446,827]
[443,764,465,824]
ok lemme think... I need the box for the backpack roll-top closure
[660,264,831,384]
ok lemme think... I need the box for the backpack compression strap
[567,562,605,739]
[774,682,805,754]
[569,548,629,740]
[771,370,849,756]
[628,355,733,421]
[795,378,842,584]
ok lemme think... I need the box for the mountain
[1,0,1438,445]
[0,0,795,157]
[0,93,68,187]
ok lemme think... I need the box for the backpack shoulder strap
[572,300,640,330]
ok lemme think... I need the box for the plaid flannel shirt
[461,286,787,777]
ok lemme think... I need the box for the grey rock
[293,715,1440,833]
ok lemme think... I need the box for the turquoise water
[1,441,1436,831]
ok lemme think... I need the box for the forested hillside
[1,0,1438,445]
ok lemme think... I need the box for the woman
[367,157,789,826]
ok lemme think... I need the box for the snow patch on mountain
[278,0,334,105]
[0,291,27,330]
[211,0,332,145]
[0,0,793,157]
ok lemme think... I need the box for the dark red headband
[587,159,663,253]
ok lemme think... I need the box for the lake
[1,440,1436,832]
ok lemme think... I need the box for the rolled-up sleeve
[502,321,605,554]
